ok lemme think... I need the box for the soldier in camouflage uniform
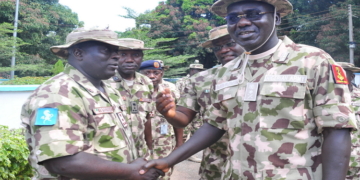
[139,60,183,180]
[21,28,163,180]
[338,62,360,180]
[106,38,154,160]
[142,0,357,180]
[171,25,244,179]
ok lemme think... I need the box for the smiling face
[74,41,120,80]
[226,1,280,54]
[212,35,244,65]
[117,50,144,77]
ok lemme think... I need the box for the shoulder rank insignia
[35,108,58,126]
[331,64,348,84]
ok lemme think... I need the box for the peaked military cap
[139,60,163,70]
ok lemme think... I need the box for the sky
[58,0,164,32]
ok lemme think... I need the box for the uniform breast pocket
[92,114,127,152]
[215,85,240,129]
[259,82,307,129]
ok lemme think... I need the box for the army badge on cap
[211,0,293,17]
[189,60,204,69]
[200,25,230,48]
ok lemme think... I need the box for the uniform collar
[112,71,146,85]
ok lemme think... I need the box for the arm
[156,88,197,128]
[173,127,184,149]
[321,128,351,180]
[43,152,164,180]
[144,116,153,150]
[140,123,225,173]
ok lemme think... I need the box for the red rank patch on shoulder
[331,64,348,84]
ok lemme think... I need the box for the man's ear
[275,13,281,26]
[72,48,84,61]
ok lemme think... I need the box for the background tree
[0,0,83,77]
[119,7,195,77]
[280,0,360,65]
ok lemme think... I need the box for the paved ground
[169,151,202,180]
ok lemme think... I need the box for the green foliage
[281,0,360,65]
[0,125,33,179]
[52,59,64,75]
[2,76,50,85]
[0,0,83,77]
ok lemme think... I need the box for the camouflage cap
[50,28,122,59]
[337,62,360,72]
[200,25,230,48]
[211,0,293,17]
[118,38,153,50]
[189,60,204,69]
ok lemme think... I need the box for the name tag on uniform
[352,102,360,107]
[35,108,58,126]
[93,106,114,115]
[264,75,307,83]
[161,123,168,135]
[117,112,128,128]
[215,79,239,91]
[243,83,259,102]
[131,101,139,114]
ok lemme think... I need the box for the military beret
[139,60,163,70]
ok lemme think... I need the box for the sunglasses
[224,11,274,25]
[212,41,237,52]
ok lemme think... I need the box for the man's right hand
[139,158,171,175]
[156,88,176,118]
[128,158,164,180]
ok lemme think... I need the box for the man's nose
[237,17,251,27]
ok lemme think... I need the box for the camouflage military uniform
[205,36,357,180]
[107,71,154,159]
[21,64,136,179]
[176,74,203,138]
[178,68,230,180]
[151,80,180,180]
[347,86,360,179]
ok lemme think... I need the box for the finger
[139,161,157,174]
[164,88,171,95]
[155,168,165,176]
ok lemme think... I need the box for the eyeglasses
[142,70,162,76]
[212,41,237,52]
[224,11,274,25]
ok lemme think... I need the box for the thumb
[164,88,171,95]
[139,161,156,174]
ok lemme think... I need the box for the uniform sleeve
[177,76,199,112]
[311,54,357,133]
[21,92,87,163]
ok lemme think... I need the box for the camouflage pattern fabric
[176,74,203,140]
[107,71,154,159]
[151,80,180,180]
[178,68,230,180]
[175,74,190,93]
[21,64,136,179]
[347,86,360,180]
[205,36,357,180]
